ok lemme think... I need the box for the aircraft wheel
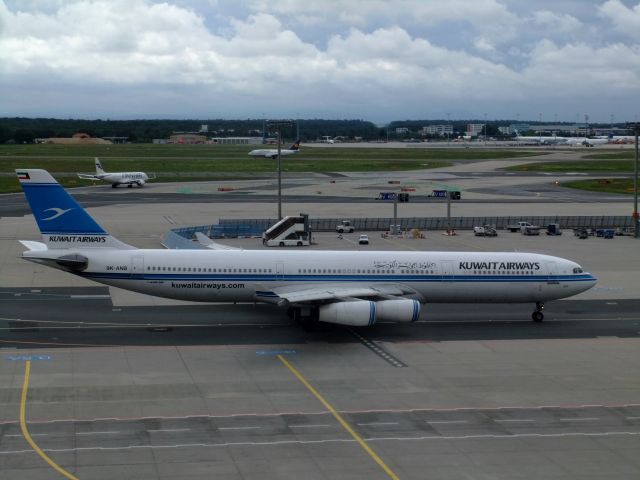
[127,184,133,188]
[111,184,117,188]
[532,311,544,322]
[279,242,285,247]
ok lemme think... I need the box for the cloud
[0,0,639,121]
[599,0,640,40]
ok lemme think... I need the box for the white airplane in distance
[513,131,567,145]
[78,158,150,188]
[16,169,597,325]
[248,139,300,159]
[563,137,609,147]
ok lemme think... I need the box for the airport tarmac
[1,152,640,479]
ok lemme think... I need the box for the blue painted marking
[411,300,420,322]
[256,350,296,356]
[6,354,52,361]
[369,301,376,326]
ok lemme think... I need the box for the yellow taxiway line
[20,360,80,480]
[278,354,400,480]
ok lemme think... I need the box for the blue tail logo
[41,207,74,221]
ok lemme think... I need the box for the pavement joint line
[278,354,400,480]
[19,360,79,480]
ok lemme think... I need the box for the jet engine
[318,299,421,326]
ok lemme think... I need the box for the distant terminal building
[209,137,263,145]
[421,125,453,136]
[465,124,485,137]
[169,134,207,144]
[509,123,530,133]
[40,133,112,145]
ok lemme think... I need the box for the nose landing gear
[531,302,544,322]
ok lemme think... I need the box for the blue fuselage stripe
[80,272,597,283]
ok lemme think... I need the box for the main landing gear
[531,302,544,322]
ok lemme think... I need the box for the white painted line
[3,432,640,455]
[6,433,48,437]
[147,428,191,433]
[76,431,121,435]
[289,424,331,428]
[625,417,640,420]
[357,422,399,426]
[559,417,599,422]
[218,426,261,431]
[426,420,468,424]
[494,419,535,423]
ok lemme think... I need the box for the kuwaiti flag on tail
[15,169,134,250]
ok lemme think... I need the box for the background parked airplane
[248,139,300,159]
[78,158,150,187]
[16,169,597,325]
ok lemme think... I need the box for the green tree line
[0,118,380,144]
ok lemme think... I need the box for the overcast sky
[1,0,639,123]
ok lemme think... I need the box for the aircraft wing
[194,232,242,250]
[259,282,417,305]
[78,174,99,180]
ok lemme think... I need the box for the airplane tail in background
[16,169,135,250]
[95,157,106,175]
[289,139,301,151]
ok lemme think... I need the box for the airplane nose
[582,273,598,292]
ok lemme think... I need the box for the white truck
[506,221,540,234]
[336,220,355,233]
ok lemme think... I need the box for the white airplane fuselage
[95,172,148,186]
[248,149,298,159]
[25,248,595,304]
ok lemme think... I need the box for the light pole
[630,122,640,238]
[267,119,295,220]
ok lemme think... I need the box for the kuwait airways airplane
[78,158,150,188]
[16,169,596,325]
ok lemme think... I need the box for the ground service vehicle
[506,221,539,233]
[358,234,369,245]
[474,225,498,237]
[336,220,355,233]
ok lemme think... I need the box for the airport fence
[163,215,634,248]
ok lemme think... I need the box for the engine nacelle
[375,299,421,323]
[318,301,376,326]
[317,299,421,326]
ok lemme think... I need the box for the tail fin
[288,139,300,151]
[16,169,134,250]
[95,157,106,175]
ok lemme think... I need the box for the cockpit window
[573,267,583,274]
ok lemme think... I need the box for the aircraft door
[276,262,284,280]
[545,261,559,284]
[131,255,145,277]
[441,260,454,281]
